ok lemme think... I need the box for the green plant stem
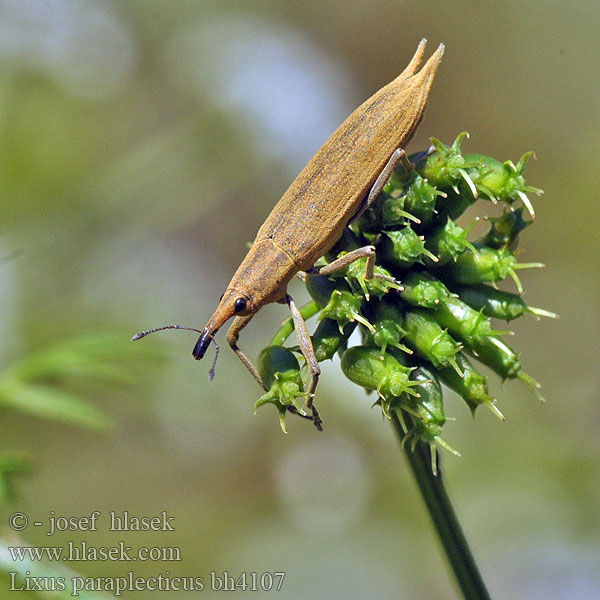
[390,411,491,600]
[269,300,320,346]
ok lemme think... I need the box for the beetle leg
[285,294,323,431]
[318,245,377,280]
[226,315,267,391]
[228,308,322,429]
[367,148,411,207]
[351,147,411,222]
[315,246,399,288]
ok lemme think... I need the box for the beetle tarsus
[286,405,324,431]
[311,406,324,431]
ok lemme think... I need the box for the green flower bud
[433,188,477,222]
[400,272,454,309]
[476,208,531,250]
[464,336,543,401]
[318,289,374,333]
[311,318,355,362]
[424,218,477,266]
[306,272,374,333]
[415,132,479,197]
[397,363,460,475]
[402,309,462,375]
[382,172,443,228]
[305,274,348,308]
[442,245,544,294]
[363,299,411,355]
[256,346,307,433]
[450,283,557,322]
[402,364,445,441]
[340,345,420,415]
[437,353,504,420]
[258,132,552,449]
[378,226,438,269]
[431,296,510,346]
[463,152,542,218]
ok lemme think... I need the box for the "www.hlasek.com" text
[8,541,181,562]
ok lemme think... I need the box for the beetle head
[192,288,252,360]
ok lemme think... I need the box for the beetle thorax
[227,238,298,311]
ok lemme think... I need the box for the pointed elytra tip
[401,39,444,82]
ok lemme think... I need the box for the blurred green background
[0,1,598,598]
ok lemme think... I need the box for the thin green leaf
[0,383,112,431]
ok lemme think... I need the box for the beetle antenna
[208,338,220,382]
[131,324,221,381]
[131,324,203,341]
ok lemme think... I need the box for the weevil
[133,39,444,430]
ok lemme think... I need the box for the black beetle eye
[234,298,247,313]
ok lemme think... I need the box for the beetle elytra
[133,39,444,430]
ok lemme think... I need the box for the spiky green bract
[450,283,558,322]
[355,171,441,233]
[378,226,438,269]
[396,362,460,475]
[464,336,543,401]
[311,318,355,362]
[320,289,374,333]
[363,299,412,355]
[442,245,544,294]
[463,152,543,218]
[424,218,478,266]
[256,346,307,433]
[431,296,510,346]
[415,132,479,196]
[437,353,504,420]
[383,171,445,228]
[402,310,462,375]
[477,208,531,250]
[340,345,420,416]
[400,272,454,309]
[305,274,375,330]
[402,364,445,440]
